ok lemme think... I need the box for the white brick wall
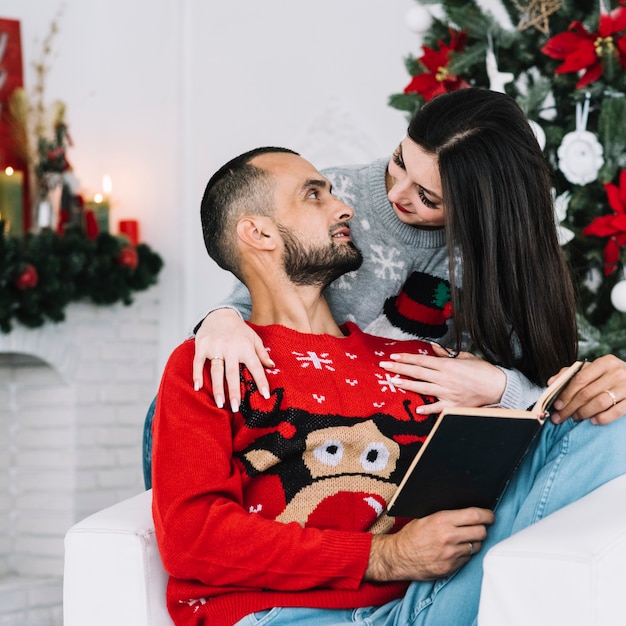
[0,286,160,625]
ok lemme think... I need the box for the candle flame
[94,193,104,203]
[102,174,112,195]
[4,167,15,176]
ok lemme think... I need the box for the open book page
[531,360,584,416]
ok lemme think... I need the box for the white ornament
[485,44,514,93]
[529,119,546,150]
[552,189,574,245]
[611,279,626,312]
[539,90,557,121]
[558,94,604,185]
[558,131,604,185]
[584,267,603,294]
[406,6,433,33]
[63,171,81,194]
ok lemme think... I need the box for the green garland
[0,224,163,333]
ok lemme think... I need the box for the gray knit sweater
[217,157,541,410]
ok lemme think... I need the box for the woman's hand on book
[550,355,626,425]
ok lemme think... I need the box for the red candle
[119,219,139,246]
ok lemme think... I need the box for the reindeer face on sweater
[234,373,432,533]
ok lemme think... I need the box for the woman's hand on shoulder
[550,354,626,425]
[193,309,275,411]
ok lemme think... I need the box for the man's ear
[236,216,277,251]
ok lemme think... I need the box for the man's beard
[277,224,363,288]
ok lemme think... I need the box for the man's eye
[308,190,319,199]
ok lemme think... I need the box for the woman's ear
[236,216,277,251]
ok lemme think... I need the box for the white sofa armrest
[63,489,173,626]
[478,474,626,626]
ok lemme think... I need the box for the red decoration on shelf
[583,169,626,275]
[0,19,24,165]
[403,29,470,102]
[14,263,38,290]
[541,5,626,88]
[84,210,99,240]
[0,18,30,231]
[119,219,139,247]
[117,246,138,270]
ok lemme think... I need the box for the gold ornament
[514,0,562,34]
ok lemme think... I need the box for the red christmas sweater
[152,322,438,626]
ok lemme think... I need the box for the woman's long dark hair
[408,88,577,386]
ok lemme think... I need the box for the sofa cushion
[478,474,626,626]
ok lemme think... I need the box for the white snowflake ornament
[558,95,604,186]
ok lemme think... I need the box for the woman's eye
[392,150,405,169]
[418,188,438,209]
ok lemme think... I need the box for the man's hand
[378,346,507,414]
[550,354,626,425]
[366,508,494,582]
[193,309,275,411]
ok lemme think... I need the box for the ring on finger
[468,542,474,556]
[604,389,617,407]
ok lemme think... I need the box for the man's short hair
[200,147,299,278]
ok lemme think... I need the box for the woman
[394,87,577,385]
[194,88,622,424]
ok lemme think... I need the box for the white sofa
[64,475,626,626]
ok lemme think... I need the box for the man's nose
[336,199,354,220]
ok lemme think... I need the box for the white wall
[0,0,418,372]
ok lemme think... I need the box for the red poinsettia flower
[541,6,626,88]
[582,169,626,275]
[15,264,39,290]
[404,29,470,102]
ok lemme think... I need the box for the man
[152,147,626,626]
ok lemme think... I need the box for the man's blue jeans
[235,414,626,626]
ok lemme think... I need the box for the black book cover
[387,361,584,518]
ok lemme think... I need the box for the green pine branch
[0,226,163,333]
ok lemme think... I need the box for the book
[387,360,585,519]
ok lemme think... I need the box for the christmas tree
[389,0,626,360]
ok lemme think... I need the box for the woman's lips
[395,203,411,214]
